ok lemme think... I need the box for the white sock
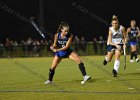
[105,56,109,61]
[114,60,120,72]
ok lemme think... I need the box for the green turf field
[0,56,140,100]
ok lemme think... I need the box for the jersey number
[62,45,65,48]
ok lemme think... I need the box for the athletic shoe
[45,80,52,84]
[130,59,134,63]
[112,69,117,77]
[136,58,139,63]
[103,59,107,65]
[83,75,91,82]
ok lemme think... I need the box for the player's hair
[112,15,118,22]
[130,19,136,23]
[57,22,69,33]
[131,19,136,22]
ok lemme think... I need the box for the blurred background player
[45,22,91,84]
[103,15,127,77]
[126,20,140,63]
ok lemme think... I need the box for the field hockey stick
[29,17,46,39]
[123,46,126,70]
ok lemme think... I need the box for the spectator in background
[73,36,80,51]
[5,38,10,56]
[93,37,98,55]
[44,39,54,56]
[40,40,45,50]
[21,39,27,57]
[40,40,45,56]
[33,39,41,57]
[0,42,4,57]
[47,39,53,51]
[99,36,105,55]
[5,39,14,57]
[13,41,18,57]
[80,36,87,53]
[26,37,33,56]
[9,40,14,57]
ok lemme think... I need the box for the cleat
[130,59,134,63]
[45,80,52,84]
[83,75,91,82]
[103,59,107,65]
[112,69,117,77]
[136,58,139,63]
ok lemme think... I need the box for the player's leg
[130,44,135,62]
[45,56,62,84]
[112,49,121,77]
[69,52,91,82]
[103,45,114,65]
[133,45,139,62]
[103,51,114,65]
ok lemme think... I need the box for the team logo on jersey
[113,32,123,38]
[58,40,67,45]
[131,30,137,37]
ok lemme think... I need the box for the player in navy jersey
[45,22,91,84]
[103,15,127,77]
[126,20,140,63]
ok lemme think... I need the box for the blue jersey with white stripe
[57,32,71,48]
[128,27,138,42]
[55,32,73,58]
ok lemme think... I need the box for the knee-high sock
[133,51,138,59]
[114,60,120,72]
[130,52,135,60]
[79,63,87,76]
[105,56,109,62]
[48,68,55,81]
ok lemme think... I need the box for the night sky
[0,0,140,42]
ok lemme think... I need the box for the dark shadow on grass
[57,78,99,84]
[123,72,140,77]
[116,72,140,78]
[57,80,81,83]
[118,78,140,82]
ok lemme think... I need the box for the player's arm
[122,26,127,44]
[50,34,58,50]
[122,26,127,49]
[57,34,73,51]
[52,34,73,52]
[108,28,116,46]
[136,27,140,37]
[126,28,130,40]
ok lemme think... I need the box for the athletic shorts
[55,48,73,58]
[107,44,123,52]
[130,41,137,46]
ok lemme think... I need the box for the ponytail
[112,15,118,22]
[56,22,69,33]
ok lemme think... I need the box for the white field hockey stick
[123,46,126,70]
[29,17,45,39]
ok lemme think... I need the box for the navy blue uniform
[107,44,124,52]
[128,27,138,45]
[55,32,73,58]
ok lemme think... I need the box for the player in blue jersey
[103,15,127,77]
[45,22,91,84]
[126,20,140,63]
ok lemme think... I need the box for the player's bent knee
[76,58,82,64]
[108,60,111,62]
[51,66,57,70]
